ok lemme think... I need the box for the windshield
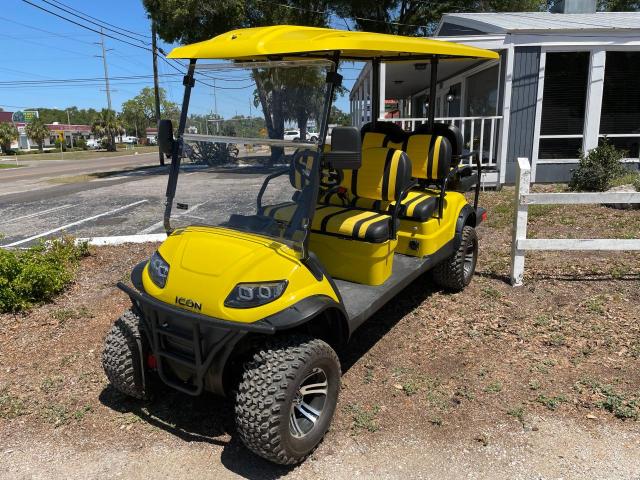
[169,60,334,254]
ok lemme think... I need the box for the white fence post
[510,157,531,286]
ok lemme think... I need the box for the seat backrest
[404,134,452,182]
[414,122,463,160]
[339,147,412,202]
[361,121,407,150]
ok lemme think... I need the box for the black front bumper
[119,262,344,396]
[119,281,254,396]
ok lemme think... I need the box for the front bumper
[119,262,343,396]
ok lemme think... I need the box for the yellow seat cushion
[263,203,392,243]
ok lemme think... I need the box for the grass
[51,305,93,323]
[609,172,640,191]
[484,381,503,394]
[348,404,380,432]
[507,406,525,425]
[0,390,26,419]
[576,379,639,420]
[585,295,606,315]
[10,145,158,161]
[536,394,567,410]
[0,163,23,169]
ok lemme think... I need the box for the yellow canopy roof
[167,25,499,62]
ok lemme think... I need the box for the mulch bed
[1,187,638,448]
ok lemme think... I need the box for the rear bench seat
[263,146,411,243]
[320,122,452,222]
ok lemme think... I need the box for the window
[599,51,640,159]
[465,66,499,117]
[538,52,590,159]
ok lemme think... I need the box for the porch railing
[378,116,502,168]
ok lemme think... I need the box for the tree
[92,109,124,152]
[143,0,332,164]
[329,106,351,126]
[333,1,548,35]
[121,87,179,136]
[26,107,100,126]
[0,123,18,153]
[25,118,50,152]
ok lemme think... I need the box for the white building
[349,2,640,185]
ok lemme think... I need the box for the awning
[167,25,499,62]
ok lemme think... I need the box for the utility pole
[151,20,164,166]
[98,29,112,112]
[66,109,73,148]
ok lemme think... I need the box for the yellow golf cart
[102,25,497,464]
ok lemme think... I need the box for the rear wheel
[234,335,341,465]
[432,225,478,292]
[102,309,151,400]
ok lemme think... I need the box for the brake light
[147,353,157,369]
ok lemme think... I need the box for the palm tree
[92,109,124,152]
[0,122,19,153]
[25,117,50,152]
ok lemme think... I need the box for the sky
[0,0,358,122]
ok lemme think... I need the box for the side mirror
[158,119,175,156]
[323,126,361,170]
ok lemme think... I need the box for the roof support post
[428,55,438,130]
[164,59,196,233]
[371,58,380,127]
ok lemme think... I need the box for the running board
[335,241,454,333]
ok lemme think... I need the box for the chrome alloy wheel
[289,367,328,438]
[463,236,478,282]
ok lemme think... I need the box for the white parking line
[2,199,149,247]
[77,233,166,246]
[0,204,76,225]
[137,202,205,234]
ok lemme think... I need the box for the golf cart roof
[167,25,499,62]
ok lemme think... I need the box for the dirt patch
[1,187,639,478]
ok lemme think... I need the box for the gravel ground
[0,188,639,479]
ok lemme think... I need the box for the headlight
[148,251,169,288]
[224,281,287,308]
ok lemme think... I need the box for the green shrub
[0,237,89,313]
[569,140,626,192]
[54,138,67,152]
[75,138,88,150]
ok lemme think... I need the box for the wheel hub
[289,367,328,438]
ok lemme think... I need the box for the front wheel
[102,309,152,400]
[234,335,341,465]
[432,225,478,292]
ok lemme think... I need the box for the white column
[498,46,514,185]
[378,63,386,121]
[510,157,531,286]
[583,48,606,152]
[530,50,546,182]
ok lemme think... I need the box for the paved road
[0,152,160,188]
[0,161,291,248]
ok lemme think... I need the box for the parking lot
[0,161,294,247]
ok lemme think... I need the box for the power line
[21,0,152,52]
[0,14,96,44]
[46,0,151,39]
[38,0,151,44]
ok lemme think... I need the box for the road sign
[11,110,38,123]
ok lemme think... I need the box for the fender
[454,204,476,250]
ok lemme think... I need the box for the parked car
[283,129,319,142]
[85,139,101,149]
[121,136,138,144]
[283,129,301,142]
